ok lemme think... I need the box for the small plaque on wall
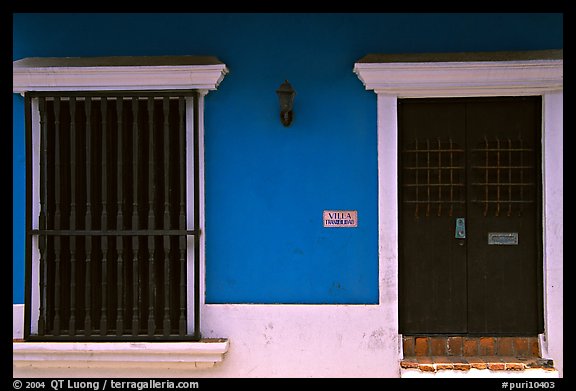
[488,232,519,245]
[323,210,358,228]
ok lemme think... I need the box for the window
[14,56,229,341]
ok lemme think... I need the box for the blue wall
[13,13,563,304]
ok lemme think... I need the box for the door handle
[455,218,466,240]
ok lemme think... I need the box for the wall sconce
[276,80,296,127]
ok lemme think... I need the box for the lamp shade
[276,80,295,126]
[276,80,295,112]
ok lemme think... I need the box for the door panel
[398,101,468,334]
[465,98,542,334]
[398,97,543,335]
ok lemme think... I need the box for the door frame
[353,50,563,373]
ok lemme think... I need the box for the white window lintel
[13,55,229,94]
[353,50,563,97]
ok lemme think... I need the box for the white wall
[13,303,400,378]
[200,304,399,377]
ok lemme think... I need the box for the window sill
[13,339,229,369]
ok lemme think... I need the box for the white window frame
[353,50,563,376]
[13,56,229,370]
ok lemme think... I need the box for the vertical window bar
[425,138,431,217]
[412,138,419,218]
[115,97,124,336]
[483,136,489,217]
[100,97,108,335]
[131,96,140,336]
[37,96,48,336]
[178,97,187,336]
[69,97,77,336]
[437,138,442,217]
[449,138,454,217]
[147,97,156,336]
[53,97,62,335]
[193,92,201,340]
[507,138,513,216]
[519,136,525,216]
[84,96,93,336]
[495,137,501,216]
[162,97,171,336]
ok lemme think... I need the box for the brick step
[401,356,555,372]
[403,336,540,357]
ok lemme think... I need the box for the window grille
[471,136,536,217]
[25,91,201,341]
[401,138,466,218]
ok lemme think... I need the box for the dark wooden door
[398,97,543,335]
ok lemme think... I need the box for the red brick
[463,338,478,356]
[417,356,435,372]
[505,361,525,370]
[479,337,496,355]
[447,356,471,370]
[433,357,454,370]
[430,337,447,356]
[467,357,488,370]
[447,336,463,356]
[514,337,529,356]
[529,337,540,357]
[414,337,429,356]
[400,357,419,369]
[485,357,506,370]
[403,336,415,356]
[497,337,514,356]
[453,362,471,371]
[420,364,436,372]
